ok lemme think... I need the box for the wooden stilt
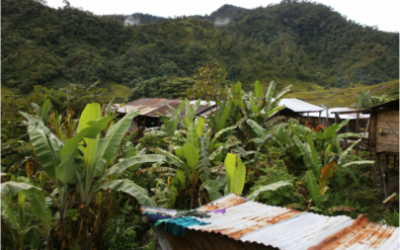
[373,153,380,187]
[385,154,389,182]
[356,112,360,132]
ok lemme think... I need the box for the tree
[186,62,231,101]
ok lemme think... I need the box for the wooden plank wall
[376,110,399,153]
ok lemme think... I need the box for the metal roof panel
[141,193,399,249]
[277,98,324,113]
[304,107,370,120]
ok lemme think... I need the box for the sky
[45,0,399,33]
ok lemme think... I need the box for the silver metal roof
[141,193,399,250]
[277,98,324,113]
[303,107,370,120]
[113,98,216,118]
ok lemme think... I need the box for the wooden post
[372,153,380,187]
[385,154,389,182]
[318,111,322,125]
[356,112,360,132]
[368,113,377,147]
[335,113,339,124]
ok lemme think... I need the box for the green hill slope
[287,79,399,107]
[1,0,398,96]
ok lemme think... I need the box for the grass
[102,80,131,103]
[285,79,399,107]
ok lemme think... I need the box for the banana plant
[13,102,168,248]
[154,99,239,207]
[294,134,374,208]
[1,181,50,250]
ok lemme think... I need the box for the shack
[113,98,216,131]
[304,107,370,133]
[141,193,399,250]
[271,98,324,124]
[332,99,399,191]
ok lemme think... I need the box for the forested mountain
[1,0,398,95]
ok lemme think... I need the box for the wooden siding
[376,110,399,153]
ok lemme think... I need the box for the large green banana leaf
[305,170,321,206]
[247,180,292,200]
[247,119,270,140]
[96,179,156,206]
[22,189,52,231]
[184,143,199,169]
[58,116,112,185]
[99,154,167,182]
[224,153,246,195]
[94,110,139,176]
[202,180,222,201]
[1,199,18,230]
[1,181,43,195]
[20,112,63,181]
[254,80,263,98]
[77,103,101,187]
[294,135,320,178]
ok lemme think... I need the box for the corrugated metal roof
[277,98,324,113]
[303,107,370,120]
[141,193,399,250]
[115,98,216,118]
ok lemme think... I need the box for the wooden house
[333,99,399,192]
[112,98,216,132]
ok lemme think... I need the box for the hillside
[1,0,398,96]
[287,79,399,107]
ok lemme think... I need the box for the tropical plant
[153,100,239,208]
[2,103,167,249]
[294,133,374,209]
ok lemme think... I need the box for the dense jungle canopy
[1,0,399,94]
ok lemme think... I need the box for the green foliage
[2,0,398,96]
[128,77,196,101]
[224,153,246,195]
[247,153,298,205]
[187,61,230,100]
[1,102,163,249]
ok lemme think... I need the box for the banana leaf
[224,153,246,195]
[247,180,292,200]
[96,179,155,206]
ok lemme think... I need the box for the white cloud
[45,0,399,32]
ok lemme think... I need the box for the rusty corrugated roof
[141,193,399,250]
[116,98,215,118]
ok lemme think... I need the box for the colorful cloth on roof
[165,217,210,237]
[154,219,172,227]
[206,208,226,214]
[143,212,172,223]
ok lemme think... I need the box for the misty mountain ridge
[1,0,398,96]
[102,4,248,26]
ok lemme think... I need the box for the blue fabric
[144,212,172,223]
[164,217,210,237]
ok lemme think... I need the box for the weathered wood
[376,142,399,153]
[372,153,380,187]
[385,154,389,183]
[368,113,377,147]
[335,113,338,124]
[356,112,360,132]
